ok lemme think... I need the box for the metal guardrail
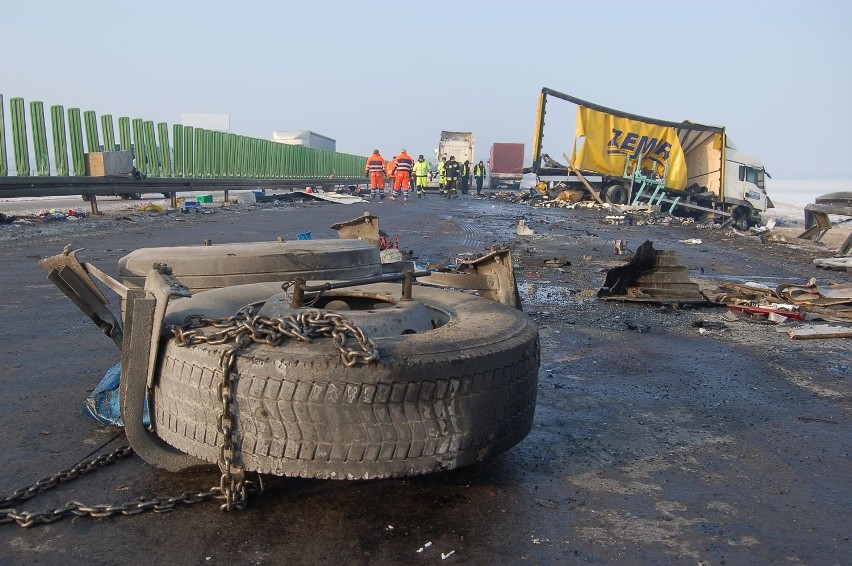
[0,176,366,199]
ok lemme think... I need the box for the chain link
[0,445,251,528]
[1,308,375,527]
[170,307,378,510]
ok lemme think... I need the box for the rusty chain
[171,308,378,510]
[0,308,377,527]
[0,445,236,528]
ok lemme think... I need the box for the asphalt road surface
[0,192,849,564]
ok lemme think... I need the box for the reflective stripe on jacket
[366,154,385,173]
[394,152,414,173]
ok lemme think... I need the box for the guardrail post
[10,97,31,176]
[0,95,8,176]
[67,108,86,176]
[51,105,69,176]
[30,101,50,176]
[83,110,99,153]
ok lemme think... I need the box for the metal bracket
[120,285,208,473]
[330,212,380,247]
[416,248,522,309]
[39,246,125,349]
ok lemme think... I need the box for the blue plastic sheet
[83,362,150,427]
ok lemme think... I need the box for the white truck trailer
[436,131,475,164]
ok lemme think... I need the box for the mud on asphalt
[0,194,849,564]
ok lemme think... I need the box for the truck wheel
[153,283,540,479]
[81,194,91,202]
[119,239,381,293]
[732,206,750,231]
[604,183,628,205]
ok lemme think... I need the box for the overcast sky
[2,0,850,181]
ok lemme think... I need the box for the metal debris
[597,240,707,304]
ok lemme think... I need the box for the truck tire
[153,283,540,480]
[604,183,629,205]
[119,239,382,293]
[732,206,751,231]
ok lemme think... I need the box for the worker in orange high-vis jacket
[391,149,414,200]
[365,149,386,200]
[385,156,397,197]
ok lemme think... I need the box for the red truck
[488,143,525,190]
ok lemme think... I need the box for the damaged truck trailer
[531,87,772,229]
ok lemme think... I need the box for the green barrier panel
[143,121,159,178]
[183,126,194,178]
[67,108,86,176]
[253,139,262,178]
[193,128,203,177]
[29,101,50,176]
[132,119,146,175]
[221,131,229,178]
[220,132,230,177]
[101,114,116,152]
[83,110,99,153]
[0,93,366,180]
[213,131,222,178]
[118,117,131,153]
[264,142,273,177]
[158,123,172,177]
[50,105,69,176]
[10,97,30,176]
[0,95,6,176]
[172,124,183,177]
[207,130,222,179]
[236,135,245,178]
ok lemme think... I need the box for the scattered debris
[706,278,852,324]
[692,320,729,330]
[798,191,852,255]
[598,240,707,304]
[138,202,164,213]
[679,238,702,245]
[544,257,570,267]
[517,218,535,235]
[330,211,380,247]
[623,320,651,333]
[727,303,805,323]
[788,324,852,340]
[813,257,852,271]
